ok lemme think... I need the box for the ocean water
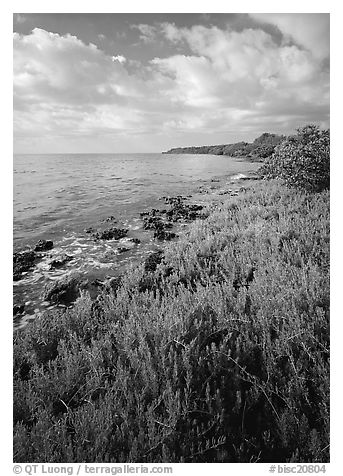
[13,153,260,328]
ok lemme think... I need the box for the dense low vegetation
[13,179,329,463]
[164,132,285,161]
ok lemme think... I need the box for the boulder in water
[34,239,53,252]
[42,273,87,305]
[103,216,117,223]
[118,247,130,253]
[49,254,74,269]
[13,303,25,316]
[154,229,176,241]
[13,250,36,281]
[129,238,141,244]
[92,228,128,241]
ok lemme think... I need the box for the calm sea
[13,153,260,327]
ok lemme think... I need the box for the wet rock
[142,216,163,230]
[49,254,74,269]
[34,239,53,252]
[92,227,128,241]
[118,247,130,253]
[154,229,176,241]
[189,204,203,212]
[140,198,206,242]
[163,195,188,205]
[42,273,88,305]
[164,201,204,222]
[13,304,25,316]
[13,250,36,281]
[143,215,173,231]
[103,216,117,223]
[129,238,141,244]
[240,176,259,181]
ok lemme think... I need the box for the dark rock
[13,304,25,316]
[144,251,163,272]
[118,247,130,253]
[13,250,36,281]
[188,204,203,213]
[129,238,141,244]
[34,239,53,252]
[93,228,128,241]
[240,176,259,181]
[164,200,204,222]
[163,195,187,204]
[85,227,95,234]
[141,199,205,234]
[143,216,163,230]
[154,229,176,241]
[49,254,74,269]
[103,216,116,222]
[42,274,88,305]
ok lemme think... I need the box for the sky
[13,13,330,153]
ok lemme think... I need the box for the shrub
[13,181,329,463]
[260,125,330,192]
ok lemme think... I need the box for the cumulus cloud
[249,13,329,61]
[13,20,329,152]
[112,55,126,64]
[131,24,157,43]
[154,24,329,119]
[13,28,154,142]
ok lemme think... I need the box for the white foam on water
[230,173,247,180]
[73,248,84,255]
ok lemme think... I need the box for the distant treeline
[163,132,286,161]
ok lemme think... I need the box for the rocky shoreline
[13,171,260,330]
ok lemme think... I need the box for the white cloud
[250,13,329,61]
[13,28,134,106]
[160,23,181,43]
[13,28,154,145]
[112,55,126,64]
[131,24,157,43]
[13,21,329,152]
[155,24,328,114]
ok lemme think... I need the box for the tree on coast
[260,124,330,192]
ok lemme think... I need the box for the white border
[3,2,340,474]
